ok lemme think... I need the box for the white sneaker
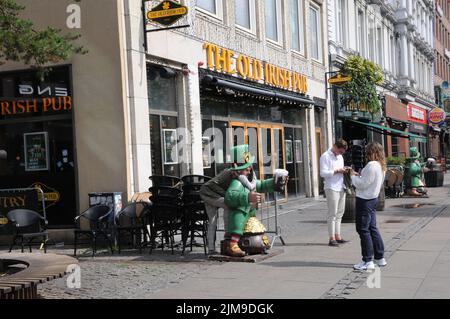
[353,261,376,271]
[374,258,387,267]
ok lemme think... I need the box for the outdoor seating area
[2,175,212,258]
[72,175,212,257]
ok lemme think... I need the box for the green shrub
[386,156,405,166]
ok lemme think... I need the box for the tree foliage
[0,0,85,75]
[341,55,384,117]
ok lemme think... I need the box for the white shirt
[351,161,385,200]
[320,149,345,192]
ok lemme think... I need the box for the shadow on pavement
[261,261,352,268]
[283,242,330,247]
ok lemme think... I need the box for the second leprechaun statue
[222,144,288,257]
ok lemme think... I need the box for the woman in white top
[351,142,387,271]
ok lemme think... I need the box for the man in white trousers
[320,139,350,247]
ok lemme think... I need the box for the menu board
[24,132,49,171]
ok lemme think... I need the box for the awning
[202,75,315,106]
[347,120,428,142]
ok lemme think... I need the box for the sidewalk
[31,174,450,299]
[150,178,450,299]
[348,203,450,299]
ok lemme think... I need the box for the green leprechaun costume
[222,145,288,257]
[405,147,427,196]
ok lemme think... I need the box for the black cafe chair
[148,186,183,254]
[149,175,181,188]
[7,209,49,253]
[180,175,211,256]
[73,205,114,257]
[115,202,151,254]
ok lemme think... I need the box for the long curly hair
[366,142,387,172]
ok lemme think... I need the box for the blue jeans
[355,197,385,262]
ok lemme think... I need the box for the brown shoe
[407,188,421,196]
[225,242,246,257]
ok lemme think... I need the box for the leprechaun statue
[222,145,288,257]
[404,147,428,196]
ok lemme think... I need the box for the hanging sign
[328,73,352,85]
[146,1,188,27]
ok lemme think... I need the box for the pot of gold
[238,217,271,255]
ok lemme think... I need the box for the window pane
[265,0,278,41]
[197,0,216,13]
[148,66,177,112]
[290,0,300,51]
[236,0,251,29]
[309,7,319,59]
[358,10,365,56]
[377,27,383,66]
[368,20,375,61]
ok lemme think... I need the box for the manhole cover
[392,203,436,209]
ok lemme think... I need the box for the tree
[341,55,384,118]
[0,0,85,76]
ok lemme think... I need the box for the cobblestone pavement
[32,245,225,299]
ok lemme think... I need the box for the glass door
[315,128,324,194]
[230,122,287,202]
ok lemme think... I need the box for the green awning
[348,120,428,142]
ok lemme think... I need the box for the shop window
[229,100,258,120]
[282,107,301,125]
[309,4,322,61]
[265,0,282,43]
[213,121,232,175]
[357,9,365,57]
[147,66,177,112]
[200,95,227,117]
[0,66,75,227]
[202,119,214,177]
[235,0,256,33]
[259,105,282,123]
[391,136,399,157]
[197,0,223,19]
[336,0,346,46]
[290,0,305,54]
[150,115,180,177]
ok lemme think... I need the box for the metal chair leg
[117,230,122,254]
[74,234,77,256]
[92,235,97,257]
[9,235,17,253]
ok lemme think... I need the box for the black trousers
[355,197,385,262]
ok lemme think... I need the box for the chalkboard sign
[24,132,49,171]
